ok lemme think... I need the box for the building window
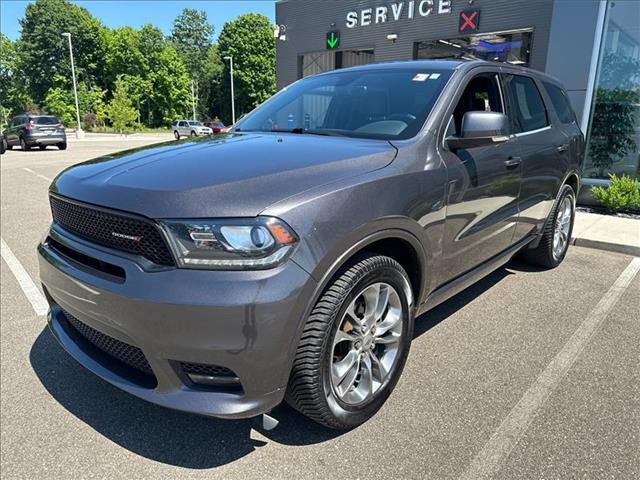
[415,29,533,66]
[584,1,640,180]
[298,49,374,79]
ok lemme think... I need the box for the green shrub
[591,174,640,212]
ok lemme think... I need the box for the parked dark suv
[39,60,582,429]
[3,114,67,151]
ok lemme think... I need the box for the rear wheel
[58,142,67,150]
[20,137,30,151]
[39,145,47,150]
[286,254,414,429]
[522,184,575,268]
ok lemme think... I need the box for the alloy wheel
[330,282,404,406]
[553,196,572,260]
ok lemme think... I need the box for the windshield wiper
[283,128,346,137]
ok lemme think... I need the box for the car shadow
[413,262,517,338]
[30,260,525,468]
[29,329,341,469]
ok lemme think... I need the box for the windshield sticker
[429,73,441,80]
[412,73,430,82]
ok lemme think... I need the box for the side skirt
[418,234,537,316]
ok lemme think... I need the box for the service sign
[346,0,453,28]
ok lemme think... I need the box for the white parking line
[22,167,53,182]
[460,256,640,480]
[0,238,49,316]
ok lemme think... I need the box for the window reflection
[584,1,640,179]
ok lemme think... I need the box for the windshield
[236,68,453,140]
[30,116,59,125]
[189,121,203,126]
[213,122,224,127]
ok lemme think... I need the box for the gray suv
[3,114,67,150]
[39,60,582,429]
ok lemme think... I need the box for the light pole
[223,56,236,125]
[61,32,84,139]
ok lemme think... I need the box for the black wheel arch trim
[284,226,429,386]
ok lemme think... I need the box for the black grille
[50,194,175,267]
[63,309,153,376]
[181,362,237,378]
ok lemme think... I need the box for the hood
[51,133,397,218]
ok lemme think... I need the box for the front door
[440,71,522,283]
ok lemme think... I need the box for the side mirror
[446,111,510,150]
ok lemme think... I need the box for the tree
[171,8,213,79]
[218,14,275,124]
[105,27,148,87]
[148,45,191,126]
[200,44,225,119]
[107,76,138,133]
[0,33,33,118]
[171,9,214,118]
[18,0,107,104]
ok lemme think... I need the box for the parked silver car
[172,120,212,139]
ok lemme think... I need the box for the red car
[203,120,227,133]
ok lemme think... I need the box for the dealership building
[275,0,640,201]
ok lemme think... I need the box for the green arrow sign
[326,31,340,49]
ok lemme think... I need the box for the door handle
[556,144,569,153]
[504,157,522,168]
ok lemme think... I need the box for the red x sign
[459,9,480,32]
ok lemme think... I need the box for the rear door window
[542,82,577,124]
[503,74,548,133]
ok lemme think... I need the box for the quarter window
[504,74,548,133]
[543,82,577,124]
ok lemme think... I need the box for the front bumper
[38,226,316,419]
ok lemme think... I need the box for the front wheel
[20,137,30,151]
[522,184,575,268]
[174,131,180,140]
[190,130,197,137]
[286,254,414,429]
[58,142,67,150]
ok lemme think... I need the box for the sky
[0,0,276,41]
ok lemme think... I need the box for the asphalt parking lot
[1,138,639,480]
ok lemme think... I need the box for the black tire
[190,130,197,137]
[521,184,575,269]
[39,145,47,150]
[20,137,30,151]
[286,253,414,429]
[174,131,180,140]
[0,139,5,154]
[58,143,67,150]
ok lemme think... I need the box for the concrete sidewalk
[573,211,640,256]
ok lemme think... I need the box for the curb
[572,238,640,257]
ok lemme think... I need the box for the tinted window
[30,116,59,125]
[237,68,454,140]
[188,121,203,126]
[542,82,576,124]
[504,74,548,132]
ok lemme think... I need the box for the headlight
[159,217,298,270]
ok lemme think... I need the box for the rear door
[440,68,523,282]
[502,72,567,241]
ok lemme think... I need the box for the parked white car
[172,120,212,139]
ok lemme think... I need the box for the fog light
[187,373,240,386]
